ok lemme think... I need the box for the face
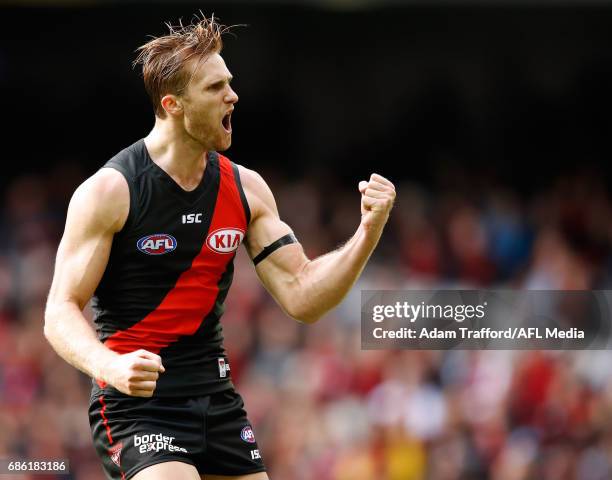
[178,53,239,151]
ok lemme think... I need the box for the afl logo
[206,228,244,254]
[240,426,256,444]
[137,234,177,255]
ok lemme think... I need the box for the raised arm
[240,166,395,324]
[44,168,164,397]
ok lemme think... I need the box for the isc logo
[137,234,177,255]
[206,228,244,254]
[182,213,202,224]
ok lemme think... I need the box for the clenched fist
[358,173,396,232]
[103,349,165,397]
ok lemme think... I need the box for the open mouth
[222,111,232,133]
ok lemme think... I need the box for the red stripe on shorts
[99,395,113,444]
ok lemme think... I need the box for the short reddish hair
[134,14,231,117]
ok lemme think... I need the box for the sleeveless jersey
[91,139,250,397]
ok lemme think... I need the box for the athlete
[44,15,395,480]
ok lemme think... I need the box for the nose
[225,86,238,105]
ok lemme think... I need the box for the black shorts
[88,388,266,480]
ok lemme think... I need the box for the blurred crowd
[1,161,612,479]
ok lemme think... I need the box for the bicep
[241,168,309,292]
[49,219,114,310]
[48,171,127,310]
[248,216,307,292]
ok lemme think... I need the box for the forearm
[247,170,395,324]
[44,301,119,381]
[288,222,384,323]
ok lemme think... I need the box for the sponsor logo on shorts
[137,234,177,255]
[240,426,256,444]
[133,433,188,454]
[206,228,244,254]
[218,358,230,378]
[108,442,123,467]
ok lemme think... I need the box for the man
[44,15,395,480]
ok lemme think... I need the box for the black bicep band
[253,233,298,266]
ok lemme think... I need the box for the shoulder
[106,139,148,178]
[233,164,295,254]
[69,168,129,233]
[235,164,274,201]
[79,167,129,197]
[234,164,278,219]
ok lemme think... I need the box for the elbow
[43,323,55,345]
[43,302,61,342]
[298,314,322,325]
[280,265,323,323]
[43,308,54,342]
[283,290,326,325]
[291,312,322,325]
[285,303,322,325]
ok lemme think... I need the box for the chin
[216,137,232,152]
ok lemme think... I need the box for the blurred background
[3,0,612,479]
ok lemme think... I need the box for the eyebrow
[206,75,233,86]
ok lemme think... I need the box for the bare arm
[44,168,164,396]
[241,167,395,323]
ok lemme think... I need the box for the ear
[160,94,183,116]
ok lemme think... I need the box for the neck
[144,117,208,188]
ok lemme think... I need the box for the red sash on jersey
[103,155,247,356]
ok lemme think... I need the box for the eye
[206,78,233,92]
[207,82,224,91]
